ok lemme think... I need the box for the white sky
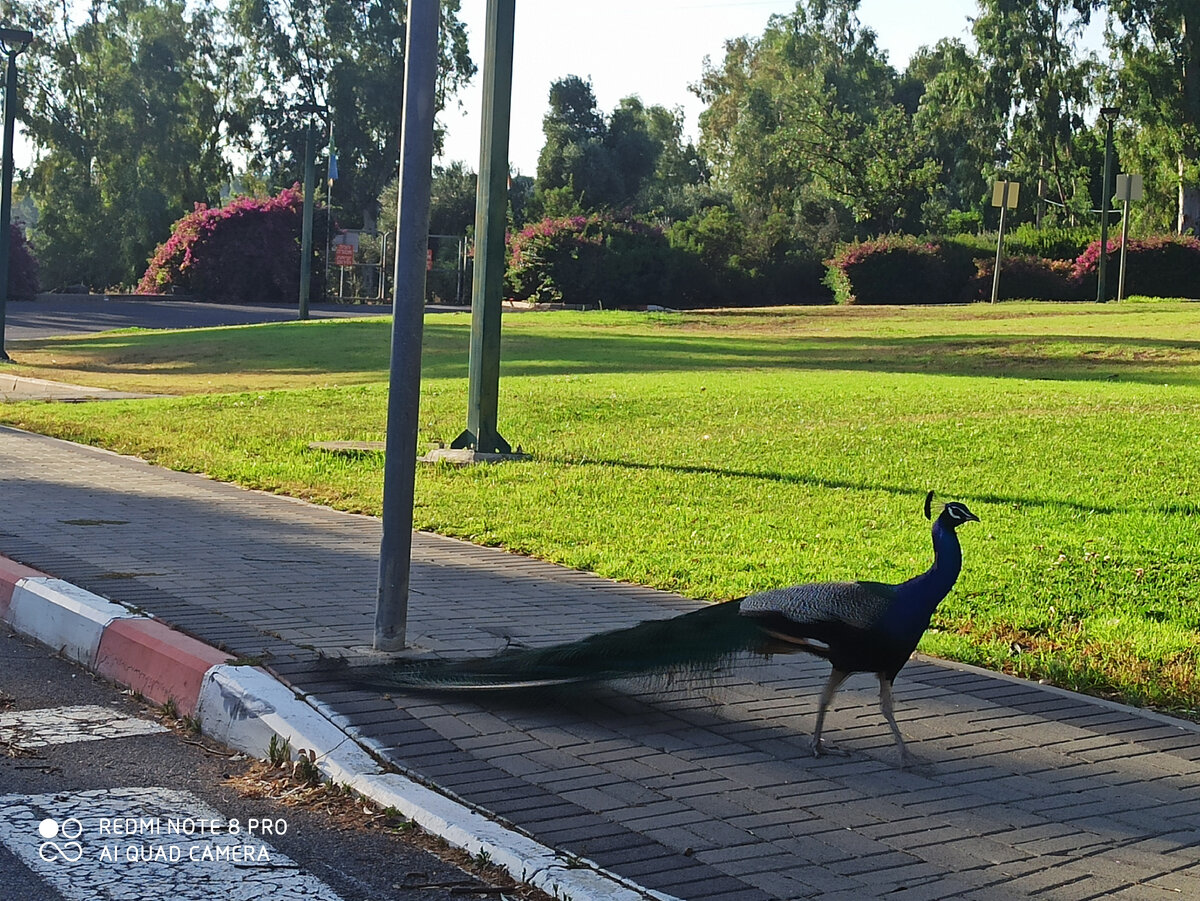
[436,0,978,176]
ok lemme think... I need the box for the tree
[971,0,1099,222]
[694,0,936,242]
[534,76,703,214]
[10,0,229,288]
[1102,1,1200,233]
[906,39,1004,231]
[378,160,478,238]
[227,0,475,233]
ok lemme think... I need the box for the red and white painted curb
[0,554,680,901]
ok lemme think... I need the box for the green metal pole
[375,0,440,652]
[298,119,316,320]
[0,49,21,361]
[452,0,515,454]
[1096,115,1115,303]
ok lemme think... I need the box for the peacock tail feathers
[346,599,770,693]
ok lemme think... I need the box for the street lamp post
[0,26,32,362]
[295,102,325,321]
[1096,106,1120,303]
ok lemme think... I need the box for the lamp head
[0,27,33,55]
[1100,106,1121,119]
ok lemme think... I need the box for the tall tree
[906,39,1004,231]
[8,0,229,288]
[971,0,1098,221]
[534,76,703,214]
[1103,1,1200,232]
[227,0,474,232]
[694,0,936,240]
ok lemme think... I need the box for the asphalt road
[0,625,533,901]
[4,297,390,340]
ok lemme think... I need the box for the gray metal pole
[452,0,515,454]
[1118,192,1131,302]
[298,119,316,320]
[1097,115,1115,302]
[990,181,1010,305]
[375,0,440,652]
[0,49,20,361]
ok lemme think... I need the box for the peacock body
[346,492,979,764]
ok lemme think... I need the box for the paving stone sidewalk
[0,424,1197,901]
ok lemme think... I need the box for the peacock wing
[739,580,895,631]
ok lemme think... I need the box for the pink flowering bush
[7,223,38,299]
[506,213,675,309]
[137,186,326,303]
[1073,236,1200,299]
[825,236,956,304]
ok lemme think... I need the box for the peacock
[346,491,979,765]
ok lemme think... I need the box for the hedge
[825,236,959,304]
[7,224,38,299]
[826,233,1200,305]
[1073,236,1200,300]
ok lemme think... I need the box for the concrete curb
[0,554,680,901]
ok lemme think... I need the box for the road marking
[0,704,167,749]
[0,787,346,900]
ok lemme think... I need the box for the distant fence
[330,231,470,305]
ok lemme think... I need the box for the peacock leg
[810,668,850,757]
[878,675,916,767]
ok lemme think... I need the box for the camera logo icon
[38,818,83,862]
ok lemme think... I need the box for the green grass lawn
[3,302,1200,716]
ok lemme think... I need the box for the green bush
[1007,223,1093,260]
[1073,236,1200,300]
[973,255,1085,301]
[507,213,676,309]
[825,236,956,304]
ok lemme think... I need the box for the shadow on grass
[15,318,1200,387]
[547,455,1192,517]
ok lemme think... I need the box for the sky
[435,0,979,176]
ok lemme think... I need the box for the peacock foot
[810,738,850,758]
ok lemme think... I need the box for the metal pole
[1097,114,1116,302]
[325,121,334,306]
[0,49,20,361]
[375,0,440,651]
[298,119,316,320]
[452,0,516,454]
[1118,191,1131,302]
[990,181,1010,305]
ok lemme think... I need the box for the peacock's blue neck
[882,518,963,636]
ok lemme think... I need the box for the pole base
[449,427,513,455]
[420,446,530,466]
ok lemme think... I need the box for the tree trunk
[1180,156,1200,234]
[1180,9,1200,233]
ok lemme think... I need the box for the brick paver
[0,425,1197,900]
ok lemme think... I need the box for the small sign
[991,180,1019,209]
[1115,173,1143,202]
[334,244,355,267]
[426,248,434,271]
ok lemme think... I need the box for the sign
[991,180,1019,209]
[334,244,355,267]
[1115,173,1143,202]
[426,248,433,271]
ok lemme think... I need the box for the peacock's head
[924,490,980,530]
